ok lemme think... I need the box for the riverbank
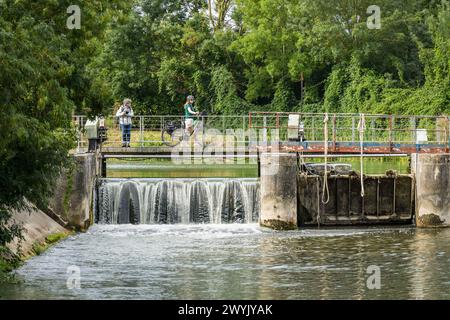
[1,206,71,280]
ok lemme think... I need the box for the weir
[96,178,260,225]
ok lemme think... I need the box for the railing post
[389,115,393,153]
[445,116,449,153]
[263,116,268,145]
[243,115,246,151]
[411,116,416,144]
[222,116,225,136]
[140,116,144,148]
[332,114,337,152]
[161,116,165,146]
[371,118,375,142]
[352,116,355,144]
[312,117,315,141]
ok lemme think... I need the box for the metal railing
[73,112,450,153]
[248,112,450,153]
[72,115,251,149]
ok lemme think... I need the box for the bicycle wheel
[161,125,184,147]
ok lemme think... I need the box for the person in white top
[115,98,134,147]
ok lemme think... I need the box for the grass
[102,128,165,147]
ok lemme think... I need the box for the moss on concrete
[31,232,71,257]
[63,166,75,217]
[261,219,297,230]
[417,213,446,227]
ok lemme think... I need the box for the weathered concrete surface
[48,153,97,231]
[412,153,450,227]
[260,153,297,230]
[7,205,68,257]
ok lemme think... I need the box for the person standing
[184,95,199,136]
[116,98,134,147]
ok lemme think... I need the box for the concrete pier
[412,153,450,227]
[48,153,97,231]
[260,153,297,230]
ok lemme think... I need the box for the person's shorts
[185,118,194,128]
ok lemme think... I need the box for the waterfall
[96,178,260,225]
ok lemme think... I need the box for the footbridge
[70,112,450,229]
[74,112,450,155]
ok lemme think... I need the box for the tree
[208,0,234,31]
[0,0,133,273]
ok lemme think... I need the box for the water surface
[1,225,449,300]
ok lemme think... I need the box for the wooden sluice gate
[297,173,414,226]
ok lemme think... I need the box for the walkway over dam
[68,112,450,231]
[74,112,450,156]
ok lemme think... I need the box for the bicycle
[161,112,208,147]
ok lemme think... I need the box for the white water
[96,178,260,225]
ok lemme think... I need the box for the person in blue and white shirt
[116,98,134,147]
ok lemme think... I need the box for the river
[1,224,449,299]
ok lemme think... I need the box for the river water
[1,224,449,300]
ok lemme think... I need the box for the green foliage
[0,0,129,268]
[271,79,298,112]
[96,0,449,117]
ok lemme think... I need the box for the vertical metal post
[371,118,375,142]
[161,116,165,145]
[263,116,268,145]
[332,114,337,151]
[312,117,315,141]
[352,116,355,144]
[140,116,144,148]
[411,116,416,144]
[447,117,450,153]
[243,115,246,153]
[389,115,393,153]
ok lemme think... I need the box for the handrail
[71,113,450,153]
